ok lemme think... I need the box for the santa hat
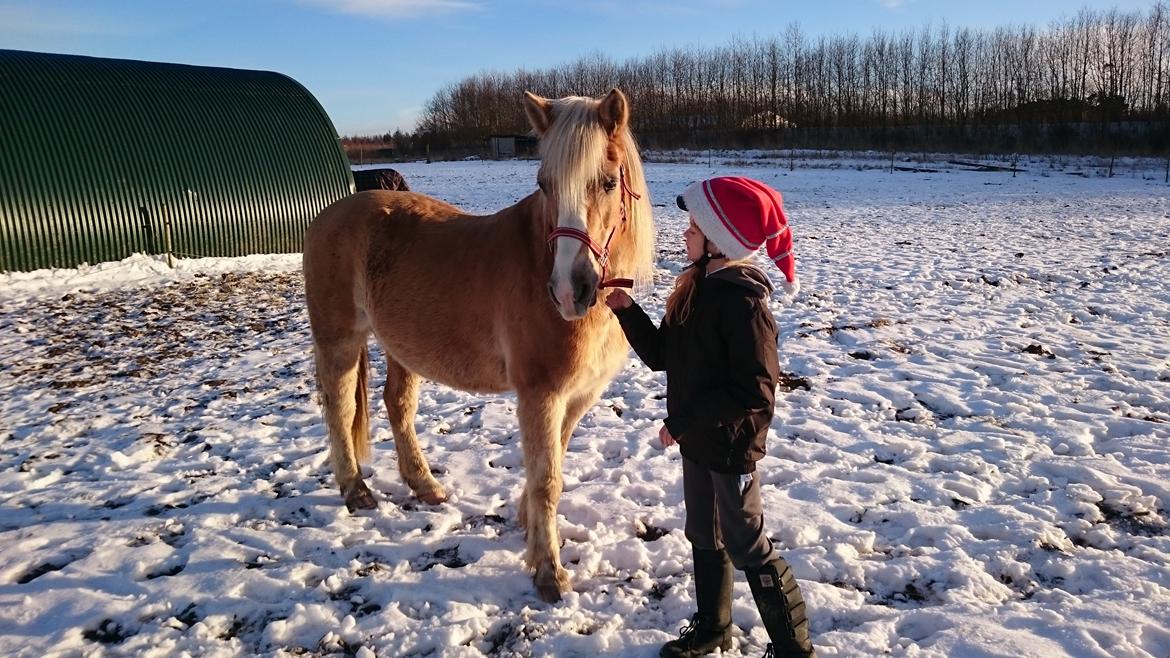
[677,176,799,295]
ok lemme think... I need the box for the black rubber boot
[660,547,733,657]
[745,557,817,658]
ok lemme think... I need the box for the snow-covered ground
[2,155,1169,658]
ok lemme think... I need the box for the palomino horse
[303,89,654,602]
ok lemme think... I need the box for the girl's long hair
[664,266,702,325]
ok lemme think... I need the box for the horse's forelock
[538,97,609,213]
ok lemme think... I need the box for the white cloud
[879,0,908,8]
[296,0,480,19]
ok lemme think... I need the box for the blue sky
[0,0,1159,135]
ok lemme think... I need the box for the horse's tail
[352,344,371,463]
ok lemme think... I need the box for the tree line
[402,3,1170,156]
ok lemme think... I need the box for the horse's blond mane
[539,95,655,290]
[617,129,655,290]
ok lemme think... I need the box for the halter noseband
[546,166,641,290]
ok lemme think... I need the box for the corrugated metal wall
[0,49,355,272]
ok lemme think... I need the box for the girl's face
[684,217,707,262]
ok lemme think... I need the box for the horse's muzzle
[549,267,599,320]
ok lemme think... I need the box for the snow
[2,153,1169,657]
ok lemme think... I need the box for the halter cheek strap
[546,166,641,290]
[548,225,632,289]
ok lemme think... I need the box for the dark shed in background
[0,49,354,272]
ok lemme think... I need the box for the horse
[352,167,410,193]
[302,89,655,602]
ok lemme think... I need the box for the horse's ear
[598,88,628,137]
[524,91,552,136]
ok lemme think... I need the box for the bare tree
[412,5,1169,156]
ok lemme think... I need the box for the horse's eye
[603,177,617,193]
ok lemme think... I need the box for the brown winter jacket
[614,264,781,474]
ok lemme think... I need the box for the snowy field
[2,155,1169,658]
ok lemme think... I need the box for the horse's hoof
[417,488,448,505]
[344,483,378,512]
[536,580,564,603]
[534,566,570,603]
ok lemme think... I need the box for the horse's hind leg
[383,358,447,504]
[314,334,377,512]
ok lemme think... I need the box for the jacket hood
[706,263,774,298]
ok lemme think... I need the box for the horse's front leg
[516,391,595,530]
[517,390,570,603]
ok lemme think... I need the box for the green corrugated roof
[0,49,354,272]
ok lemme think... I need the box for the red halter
[546,166,641,290]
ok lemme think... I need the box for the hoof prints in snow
[328,584,382,617]
[635,523,669,542]
[412,546,469,571]
[144,494,210,517]
[173,603,200,627]
[648,582,671,600]
[244,554,279,569]
[16,550,89,584]
[83,619,133,644]
[484,620,544,656]
[1095,502,1169,538]
[144,562,186,579]
[464,513,508,531]
[777,371,812,392]
[1022,343,1056,359]
[883,580,935,606]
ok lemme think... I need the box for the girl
[605,177,816,658]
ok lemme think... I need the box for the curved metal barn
[0,49,354,272]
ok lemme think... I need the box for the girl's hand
[605,290,633,311]
[659,424,676,448]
